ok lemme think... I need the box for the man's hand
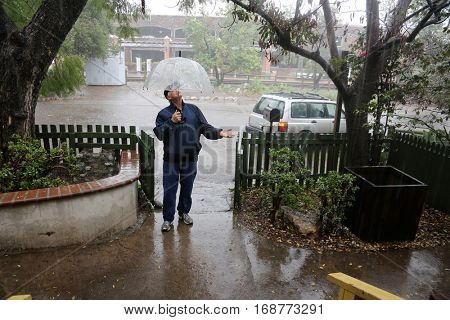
[171,110,182,124]
[219,129,235,138]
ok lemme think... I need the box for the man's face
[167,89,182,100]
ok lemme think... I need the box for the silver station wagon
[245,92,346,134]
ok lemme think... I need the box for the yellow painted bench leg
[338,288,357,300]
[7,294,32,300]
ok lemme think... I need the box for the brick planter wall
[0,150,140,250]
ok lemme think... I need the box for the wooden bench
[327,272,403,300]
[7,295,32,300]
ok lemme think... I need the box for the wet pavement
[1,84,448,299]
[1,213,449,299]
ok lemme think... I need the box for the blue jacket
[153,101,222,162]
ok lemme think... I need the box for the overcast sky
[146,0,367,25]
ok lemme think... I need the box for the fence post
[255,132,264,186]
[264,132,271,172]
[234,138,241,209]
[149,134,155,204]
[248,134,256,188]
[67,125,75,151]
[41,125,50,151]
[130,126,137,150]
[242,132,249,190]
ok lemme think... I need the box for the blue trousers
[162,160,197,222]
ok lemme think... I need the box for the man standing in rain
[154,83,234,232]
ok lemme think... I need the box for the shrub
[0,135,77,193]
[244,79,265,94]
[315,171,358,236]
[261,147,310,221]
[269,83,295,93]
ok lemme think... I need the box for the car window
[291,102,308,118]
[324,103,337,118]
[253,98,285,116]
[326,103,347,119]
[309,103,327,118]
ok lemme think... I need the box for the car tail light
[278,122,288,132]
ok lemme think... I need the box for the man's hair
[164,81,181,99]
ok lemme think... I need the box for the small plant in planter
[0,135,77,193]
[315,171,358,236]
[261,147,310,222]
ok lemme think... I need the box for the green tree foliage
[90,0,146,39]
[40,56,85,97]
[378,27,450,144]
[2,0,143,97]
[185,10,261,85]
[61,3,114,60]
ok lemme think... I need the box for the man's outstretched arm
[196,106,222,140]
[195,106,235,139]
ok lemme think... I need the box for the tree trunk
[0,0,88,159]
[313,73,323,89]
[344,51,384,166]
[213,65,221,85]
[0,41,40,153]
[341,0,384,166]
[343,94,370,166]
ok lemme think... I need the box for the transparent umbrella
[143,57,214,95]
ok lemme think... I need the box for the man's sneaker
[179,213,193,225]
[161,221,173,232]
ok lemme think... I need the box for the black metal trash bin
[344,166,428,242]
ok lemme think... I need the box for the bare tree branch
[321,0,339,59]
[228,0,350,96]
[366,0,380,51]
[406,0,450,42]
[294,0,302,20]
[385,0,412,39]
[402,2,431,24]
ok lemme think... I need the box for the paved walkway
[1,211,449,299]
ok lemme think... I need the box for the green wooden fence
[138,130,155,204]
[34,124,137,152]
[234,132,348,207]
[34,124,156,205]
[388,132,450,213]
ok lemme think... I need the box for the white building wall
[85,51,126,85]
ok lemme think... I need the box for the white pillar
[136,57,141,72]
[146,59,152,73]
